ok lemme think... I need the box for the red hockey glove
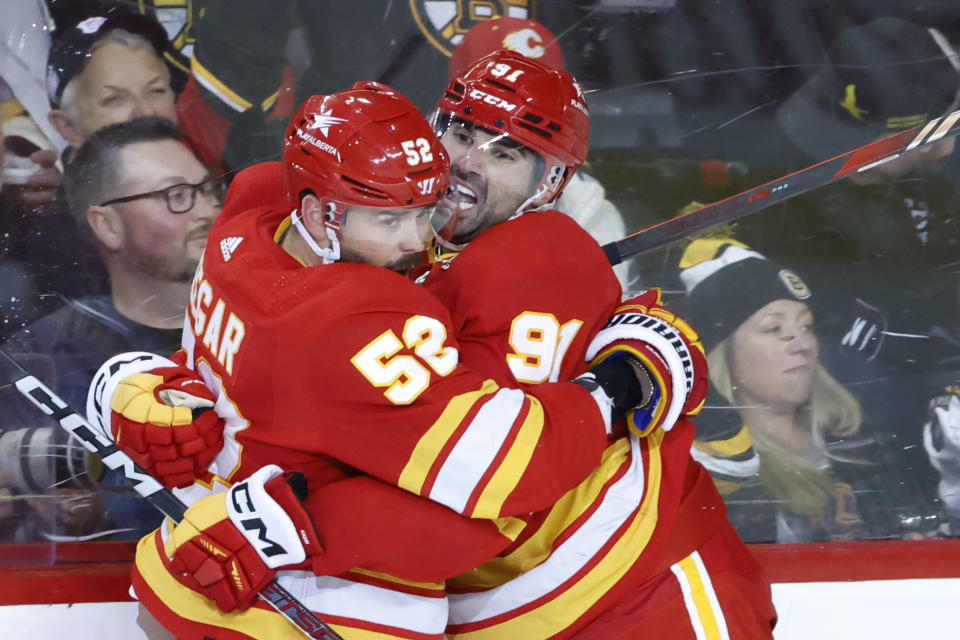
[163,465,323,613]
[109,365,224,488]
[584,289,708,437]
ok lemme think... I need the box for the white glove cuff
[86,351,178,443]
[226,464,306,569]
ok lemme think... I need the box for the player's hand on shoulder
[580,289,708,437]
[164,465,323,612]
[88,351,225,488]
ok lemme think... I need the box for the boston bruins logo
[409,0,535,56]
[141,0,196,73]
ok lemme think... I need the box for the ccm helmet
[436,49,590,209]
[283,81,451,253]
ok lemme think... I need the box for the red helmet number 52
[402,138,435,166]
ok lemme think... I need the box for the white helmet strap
[291,210,340,264]
[511,160,567,219]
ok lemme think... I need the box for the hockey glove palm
[584,289,708,437]
[164,465,323,612]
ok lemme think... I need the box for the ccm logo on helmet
[468,88,517,112]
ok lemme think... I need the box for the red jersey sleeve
[305,475,522,582]
[269,284,610,520]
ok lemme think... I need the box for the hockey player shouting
[89,81,668,639]
[412,50,775,639]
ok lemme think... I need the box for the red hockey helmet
[283,81,451,237]
[435,49,590,207]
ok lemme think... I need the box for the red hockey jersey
[414,211,771,639]
[182,202,625,513]
[134,164,772,639]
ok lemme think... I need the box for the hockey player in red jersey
[88,81,665,639]
[410,49,777,639]
[92,54,775,637]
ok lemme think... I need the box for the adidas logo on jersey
[220,237,244,262]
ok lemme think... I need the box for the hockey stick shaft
[602,107,960,265]
[0,349,343,640]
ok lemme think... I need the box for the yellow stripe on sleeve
[348,568,445,591]
[398,379,500,495]
[191,55,280,113]
[450,438,631,590]
[470,396,545,519]
[140,533,410,640]
[450,431,665,640]
[492,516,527,542]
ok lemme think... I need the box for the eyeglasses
[100,176,227,214]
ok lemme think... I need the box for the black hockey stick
[0,349,344,640]
[602,107,960,264]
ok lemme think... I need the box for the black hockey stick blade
[602,107,960,265]
[0,349,344,640]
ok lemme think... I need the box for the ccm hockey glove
[584,289,709,437]
[88,351,224,488]
[163,465,323,613]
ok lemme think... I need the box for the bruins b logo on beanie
[680,238,813,350]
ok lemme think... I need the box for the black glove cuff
[583,355,648,423]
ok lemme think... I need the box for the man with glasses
[0,116,222,541]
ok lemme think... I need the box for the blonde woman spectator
[681,237,946,542]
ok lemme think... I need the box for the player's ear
[299,193,328,237]
[87,204,125,251]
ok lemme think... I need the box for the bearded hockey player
[88,81,665,639]
[392,49,775,639]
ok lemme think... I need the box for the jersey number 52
[351,316,458,405]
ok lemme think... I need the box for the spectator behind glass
[774,17,958,178]
[679,237,947,543]
[0,116,222,541]
[926,385,960,532]
[6,8,182,313]
[171,0,297,173]
[0,98,44,337]
[0,80,61,209]
[45,11,177,155]
[445,17,632,290]
[728,20,960,521]
[44,3,296,178]
[735,18,960,369]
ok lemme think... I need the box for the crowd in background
[1,0,959,556]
